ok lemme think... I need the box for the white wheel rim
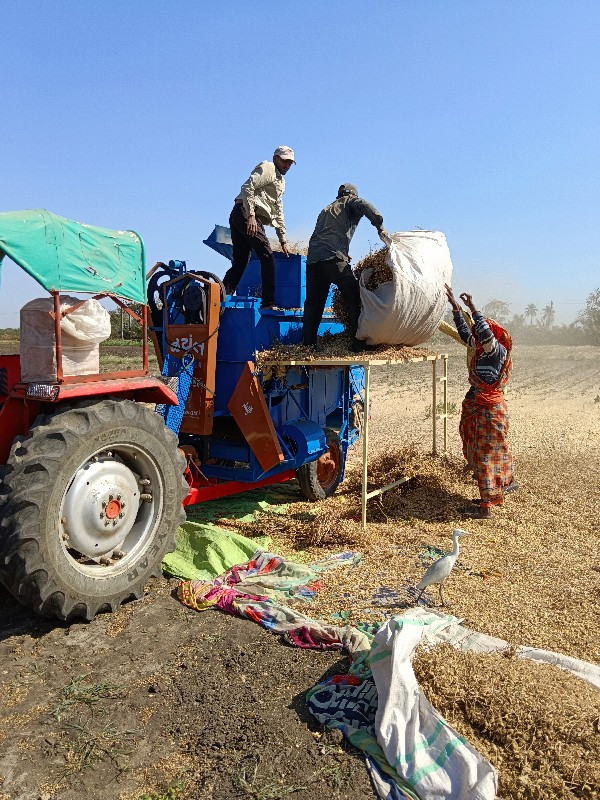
[58,443,164,577]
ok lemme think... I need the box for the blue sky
[2,0,599,326]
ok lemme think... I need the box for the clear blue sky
[2,0,599,326]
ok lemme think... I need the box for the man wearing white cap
[223,146,296,310]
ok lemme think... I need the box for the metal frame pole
[142,304,149,374]
[443,354,448,454]
[361,363,371,529]
[52,291,64,383]
[432,359,437,455]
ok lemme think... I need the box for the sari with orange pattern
[459,321,515,508]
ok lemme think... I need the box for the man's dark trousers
[223,202,276,307]
[302,259,361,346]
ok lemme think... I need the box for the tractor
[0,210,364,621]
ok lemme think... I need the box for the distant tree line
[476,289,600,345]
[438,288,599,346]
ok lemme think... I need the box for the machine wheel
[0,399,187,621]
[296,428,343,502]
[193,270,227,314]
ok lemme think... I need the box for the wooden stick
[365,475,412,500]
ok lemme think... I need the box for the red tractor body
[0,211,189,620]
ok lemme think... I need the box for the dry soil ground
[0,343,598,800]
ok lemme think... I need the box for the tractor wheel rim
[59,443,164,576]
[316,443,339,490]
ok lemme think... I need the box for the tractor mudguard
[0,377,178,466]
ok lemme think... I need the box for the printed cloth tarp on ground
[178,551,600,799]
[177,552,495,798]
[306,672,420,800]
[179,550,322,610]
[307,616,498,800]
[178,549,362,612]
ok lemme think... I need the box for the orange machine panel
[227,361,284,473]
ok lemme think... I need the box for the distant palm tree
[541,301,555,328]
[525,303,538,326]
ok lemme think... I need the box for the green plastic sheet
[0,209,146,302]
[162,523,272,582]
[162,486,294,581]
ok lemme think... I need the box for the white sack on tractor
[20,296,111,382]
[356,230,453,347]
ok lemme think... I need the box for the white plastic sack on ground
[20,296,111,382]
[357,231,453,347]
[371,617,498,800]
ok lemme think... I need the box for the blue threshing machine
[148,226,365,505]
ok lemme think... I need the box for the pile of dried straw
[255,332,436,368]
[222,446,438,549]
[414,645,600,799]
[270,240,308,255]
[333,246,391,328]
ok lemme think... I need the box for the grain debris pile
[256,331,436,367]
[414,646,600,800]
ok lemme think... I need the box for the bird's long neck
[451,535,461,557]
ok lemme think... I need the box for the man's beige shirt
[236,160,286,242]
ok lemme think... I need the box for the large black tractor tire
[0,400,187,621]
[296,428,344,502]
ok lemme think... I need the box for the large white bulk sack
[356,230,453,347]
[20,296,111,382]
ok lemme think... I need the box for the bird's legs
[415,589,425,604]
[439,584,446,606]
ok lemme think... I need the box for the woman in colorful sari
[445,285,517,519]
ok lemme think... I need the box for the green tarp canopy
[0,209,146,303]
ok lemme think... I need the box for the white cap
[273,145,296,163]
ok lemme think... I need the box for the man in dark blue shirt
[302,184,388,353]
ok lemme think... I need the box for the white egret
[416,529,468,606]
